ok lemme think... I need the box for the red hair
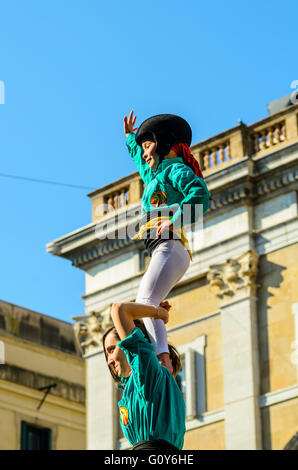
[171,143,204,179]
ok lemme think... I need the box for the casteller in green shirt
[117,327,186,449]
[126,132,210,227]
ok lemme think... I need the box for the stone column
[73,306,118,450]
[207,250,262,449]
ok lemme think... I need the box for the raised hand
[156,219,173,238]
[123,110,138,136]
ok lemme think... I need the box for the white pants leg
[136,240,190,355]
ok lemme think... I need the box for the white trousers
[136,240,190,355]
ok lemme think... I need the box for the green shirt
[126,132,210,226]
[117,327,186,449]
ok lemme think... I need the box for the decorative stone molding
[72,237,136,268]
[209,166,298,212]
[207,250,259,300]
[208,186,250,211]
[73,304,113,357]
[255,168,298,197]
[0,363,85,404]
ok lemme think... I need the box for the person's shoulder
[118,327,153,351]
[166,160,196,178]
[164,158,189,170]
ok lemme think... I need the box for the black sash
[132,439,179,451]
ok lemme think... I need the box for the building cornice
[0,331,84,367]
[0,300,82,357]
[87,171,138,198]
[0,363,85,404]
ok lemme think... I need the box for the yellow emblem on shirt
[119,406,129,426]
[150,190,167,207]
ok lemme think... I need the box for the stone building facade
[0,300,86,450]
[47,95,298,450]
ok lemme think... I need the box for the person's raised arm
[111,301,169,340]
[123,110,151,184]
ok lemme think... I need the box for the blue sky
[0,0,297,323]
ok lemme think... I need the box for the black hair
[139,132,156,145]
[139,131,173,160]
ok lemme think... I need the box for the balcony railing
[104,187,129,213]
[198,140,231,171]
[88,174,142,222]
[249,120,286,154]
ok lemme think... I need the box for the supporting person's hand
[156,219,173,238]
[155,305,169,324]
[123,110,138,136]
[159,300,171,312]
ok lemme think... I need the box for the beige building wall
[258,244,298,393]
[0,300,86,450]
[261,397,298,450]
[184,421,226,450]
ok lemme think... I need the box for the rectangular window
[21,421,52,450]
[178,335,206,419]
[176,355,186,403]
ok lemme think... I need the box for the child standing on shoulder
[123,110,210,372]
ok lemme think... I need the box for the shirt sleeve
[126,133,152,185]
[167,162,211,226]
[118,327,163,399]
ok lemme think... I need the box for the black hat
[135,114,192,158]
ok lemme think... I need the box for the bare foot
[158,352,173,374]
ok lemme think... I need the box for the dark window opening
[21,421,51,450]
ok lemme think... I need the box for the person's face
[142,140,158,169]
[104,331,131,378]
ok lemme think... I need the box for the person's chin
[115,366,126,378]
[122,370,131,378]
